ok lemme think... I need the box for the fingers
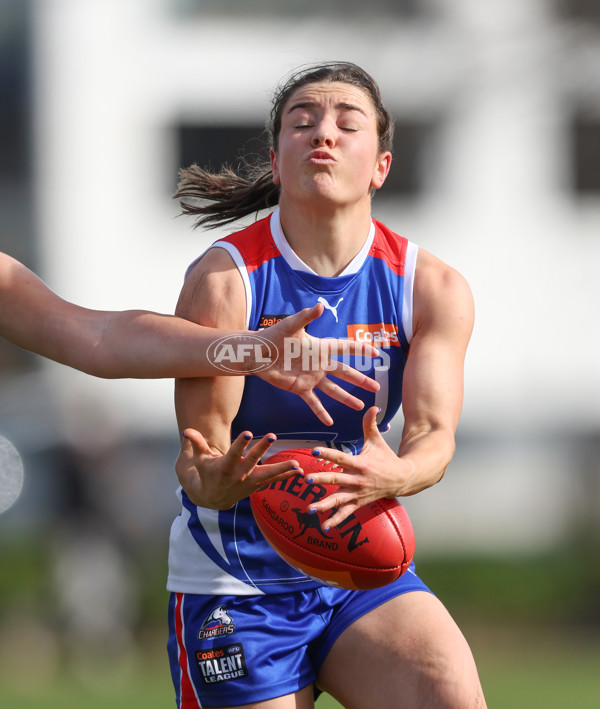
[300,391,334,427]
[181,428,213,456]
[325,361,380,393]
[235,433,304,480]
[273,303,325,333]
[244,433,304,486]
[327,337,379,360]
[221,431,277,476]
[175,441,195,485]
[251,461,303,487]
[306,480,365,531]
[243,432,278,465]
[362,405,381,439]
[283,303,324,332]
[302,448,364,529]
[176,429,212,499]
[226,430,255,461]
[316,377,367,411]
[321,501,360,530]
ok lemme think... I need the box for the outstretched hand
[258,304,380,426]
[176,428,303,510]
[296,406,411,530]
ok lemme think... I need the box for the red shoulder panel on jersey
[369,221,408,277]
[218,217,281,273]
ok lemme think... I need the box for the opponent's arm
[0,251,250,378]
[174,247,300,510]
[297,249,475,528]
[0,253,377,424]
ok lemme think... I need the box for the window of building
[557,0,600,25]
[177,124,269,176]
[175,119,434,199]
[571,112,600,195]
[169,0,422,19]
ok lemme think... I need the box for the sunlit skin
[271,82,390,207]
[271,82,391,276]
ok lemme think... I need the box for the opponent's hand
[298,406,412,530]
[175,428,303,510]
[258,304,380,426]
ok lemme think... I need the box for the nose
[311,130,334,148]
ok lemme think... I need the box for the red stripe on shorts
[175,592,201,708]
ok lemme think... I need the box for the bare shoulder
[176,246,246,328]
[413,248,474,340]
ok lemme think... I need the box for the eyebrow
[286,101,368,117]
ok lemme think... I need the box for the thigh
[223,685,314,709]
[317,591,486,709]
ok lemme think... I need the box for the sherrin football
[249,449,415,590]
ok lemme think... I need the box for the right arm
[174,247,300,509]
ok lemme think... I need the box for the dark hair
[174,62,394,229]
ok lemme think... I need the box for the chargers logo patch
[198,605,235,639]
[346,323,401,347]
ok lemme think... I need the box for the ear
[371,151,392,191]
[270,148,281,186]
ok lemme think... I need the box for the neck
[277,197,373,277]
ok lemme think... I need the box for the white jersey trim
[402,241,418,344]
[270,207,375,276]
[210,242,253,329]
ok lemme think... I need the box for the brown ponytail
[174,160,279,230]
[174,61,394,230]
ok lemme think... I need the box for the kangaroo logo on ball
[292,508,333,540]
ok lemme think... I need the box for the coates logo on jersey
[258,313,288,328]
[198,605,236,640]
[346,323,402,348]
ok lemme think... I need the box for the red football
[250,448,415,590]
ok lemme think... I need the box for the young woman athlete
[170,62,486,708]
[0,251,379,426]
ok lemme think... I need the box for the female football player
[171,62,486,708]
[0,251,379,426]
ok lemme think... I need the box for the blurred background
[1,0,600,706]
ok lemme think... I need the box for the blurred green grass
[1,539,600,707]
[473,626,600,708]
[1,625,599,708]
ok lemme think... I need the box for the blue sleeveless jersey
[167,208,418,595]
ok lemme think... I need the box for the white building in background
[15,0,600,551]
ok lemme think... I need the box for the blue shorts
[167,563,431,708]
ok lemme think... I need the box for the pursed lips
[306,150,336,165]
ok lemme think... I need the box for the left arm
[302,249,474,528]
[392,248,474,492]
